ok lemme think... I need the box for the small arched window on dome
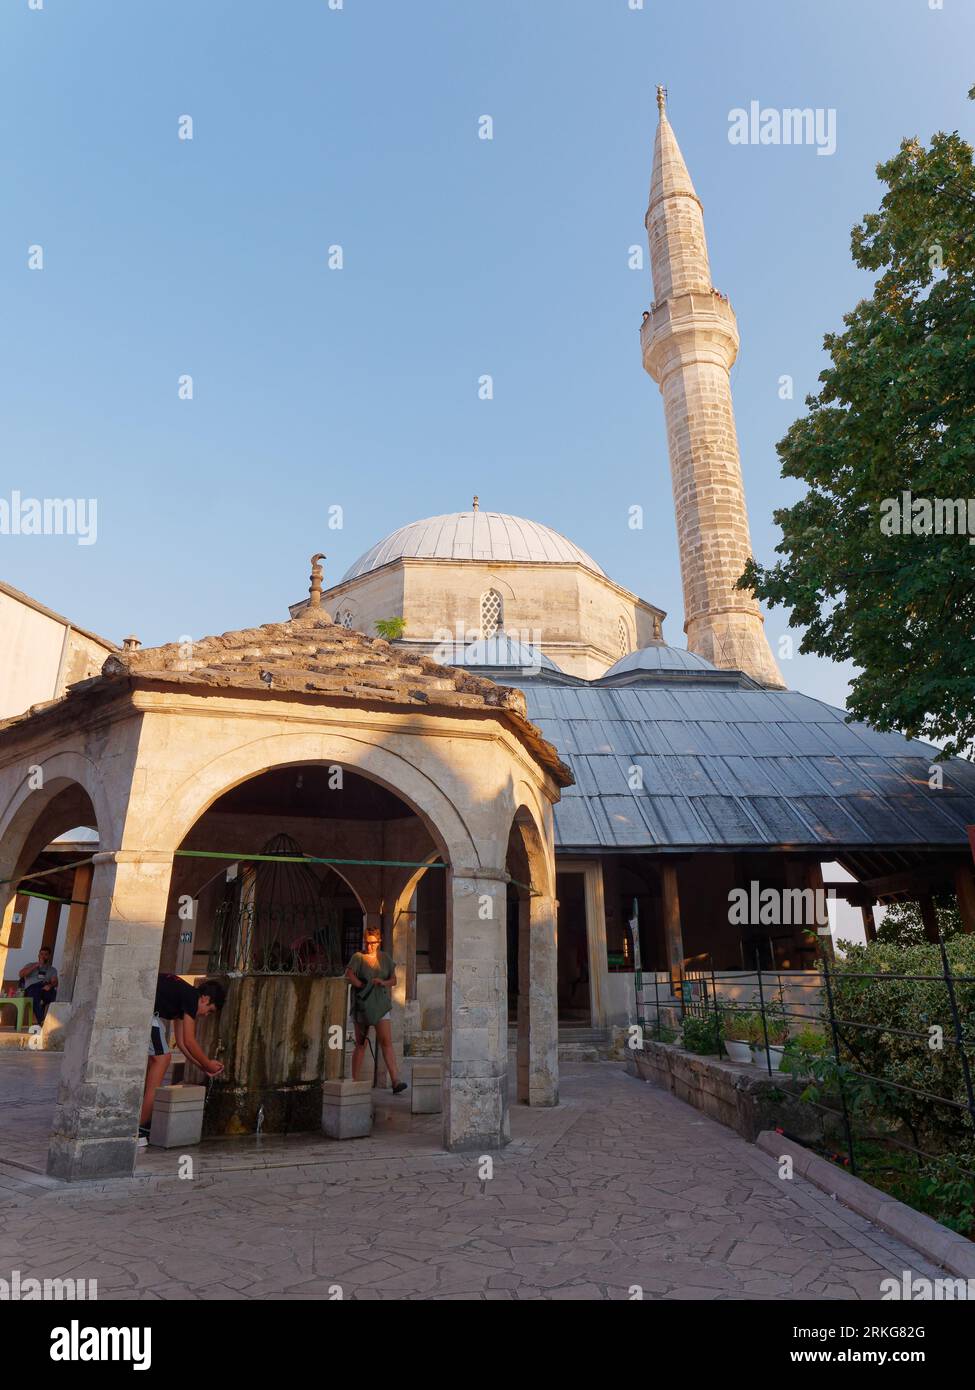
[480,589,503,639]
[618,617,630,658]
[336,608,355,630]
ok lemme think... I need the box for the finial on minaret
[656,84,667,116]
[308,552,325,609]
[472,495,479,512]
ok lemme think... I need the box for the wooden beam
[40,898,62,953]
[918,893,941,945]
[659,862,684,992]
[954,865,975,935]
[860,903,877,943]
[60,863,93,1002]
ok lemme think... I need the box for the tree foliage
[741,91,975,756]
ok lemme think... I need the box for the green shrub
[721,1007,756,1042]
[680,1013,723,1055]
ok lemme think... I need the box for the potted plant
[721,1008,754,1064]
[782,1027,828,1080]
[749,1009,789,1070]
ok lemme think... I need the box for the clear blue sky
[2,0,972,711]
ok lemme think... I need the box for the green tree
[876,897,962,947]
[741,88,975,756]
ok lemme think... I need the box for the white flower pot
[751,1044,784,1071]
[724,1040,753,1064]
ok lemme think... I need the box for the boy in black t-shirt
[139,974,226,1146]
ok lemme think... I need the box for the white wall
[0,591,65,720]
[4,896,67,985]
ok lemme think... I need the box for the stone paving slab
[0,1052,949,1299]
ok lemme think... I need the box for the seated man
[18,947,59,1026]
[139,974,226,1146]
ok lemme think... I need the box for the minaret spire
[641,93,784,688]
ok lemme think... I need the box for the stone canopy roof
[86,613,571,786]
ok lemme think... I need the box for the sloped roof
[1,614,572,786]
[524,680,975,852]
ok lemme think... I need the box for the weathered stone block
[411,1062,442,1114]
[149,1084,206,1148]
[322,1079,374,1139]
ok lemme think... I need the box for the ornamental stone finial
[472,495,479,512]
[656,84,667,115]
[308,552,325,608]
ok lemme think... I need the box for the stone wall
[626,1040,830,1146]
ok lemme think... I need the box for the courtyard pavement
[0,1051,945,1300]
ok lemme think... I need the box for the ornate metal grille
[480,589,503,638]
[618,617,629,658]
[208,833,345,977]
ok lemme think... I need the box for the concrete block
[322,1079,374,1139]
[149,1084,206,1148]
[411,1063,442,1114]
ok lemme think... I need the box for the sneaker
[392,1081,408,1095]
[137,1125,150,1148]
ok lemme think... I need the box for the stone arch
[0,751,110,884]
[142,730,477,873]
[0,757,106,1010]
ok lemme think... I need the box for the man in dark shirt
[139,974,226,1145]
[18,946,59,1025]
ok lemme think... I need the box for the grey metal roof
[524,680,975,852]
[341,511,605,581]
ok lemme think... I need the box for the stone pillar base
[48,1134,136,1183]
[411,1063,442,1114]
[322,1080,374,1139]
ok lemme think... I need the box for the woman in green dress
[345,925,408,1093]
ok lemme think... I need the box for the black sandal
[392,1081,408,1095]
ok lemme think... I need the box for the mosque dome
[446,634,563,673]
[600,643,718,679]
[341,510,605,582]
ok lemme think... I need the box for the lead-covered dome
[341,511,605,582]
[600,644,718,679]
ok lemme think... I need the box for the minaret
[641,87,785,688]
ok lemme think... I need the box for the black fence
[635,942,975,1233]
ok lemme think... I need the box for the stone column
[516,892,558,1106]
[48,851,173,1181]
[444,868,509,1150]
